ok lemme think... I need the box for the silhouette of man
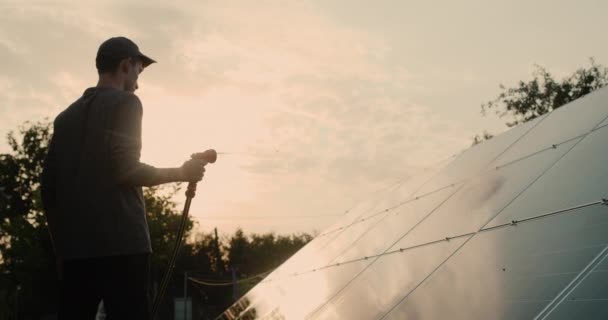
[41,36,206,319]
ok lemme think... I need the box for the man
[40,36,206,319]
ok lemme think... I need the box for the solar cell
[413,115,543,195]
[487,123,608,228]
[396,138,579,249]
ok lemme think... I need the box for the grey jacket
[41,86,164,260]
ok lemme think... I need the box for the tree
[145,184,194,276]
[472,131,494,146]
[476,58,608,143]
[0,120,57,318]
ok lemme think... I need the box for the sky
[1,0,608,237]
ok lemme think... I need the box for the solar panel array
[217,87,608,320]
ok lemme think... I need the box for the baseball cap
[96,36,156,69]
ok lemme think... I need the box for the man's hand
[180,158,206,182]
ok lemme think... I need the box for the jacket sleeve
[109,94,182,187]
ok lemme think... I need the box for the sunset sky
[2,0,608,236]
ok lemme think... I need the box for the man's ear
[119,58,131,74]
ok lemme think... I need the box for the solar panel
[412,115,542,195]
[545,258,608,319]
[217,86,608,320]
[487,123,608,228]
[396,138,579,249]
[492,87,608,165]
[312,237,469,320]
[335,185,457,263]
[265,198,381,281]
[381,205,608,320]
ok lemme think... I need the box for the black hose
[151,182,197,319]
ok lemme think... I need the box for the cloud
[136,1,471,188]
[0,2,141,149]
[0,1,474,234]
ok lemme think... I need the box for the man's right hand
[180,158,206,182]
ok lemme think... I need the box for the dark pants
[58,253,151,320]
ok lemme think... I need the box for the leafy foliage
[145,184,193,269]
[482,58,608,127]
[0,120,57,317]
[471,130,495,146]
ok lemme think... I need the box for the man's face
[123,58,144,92]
